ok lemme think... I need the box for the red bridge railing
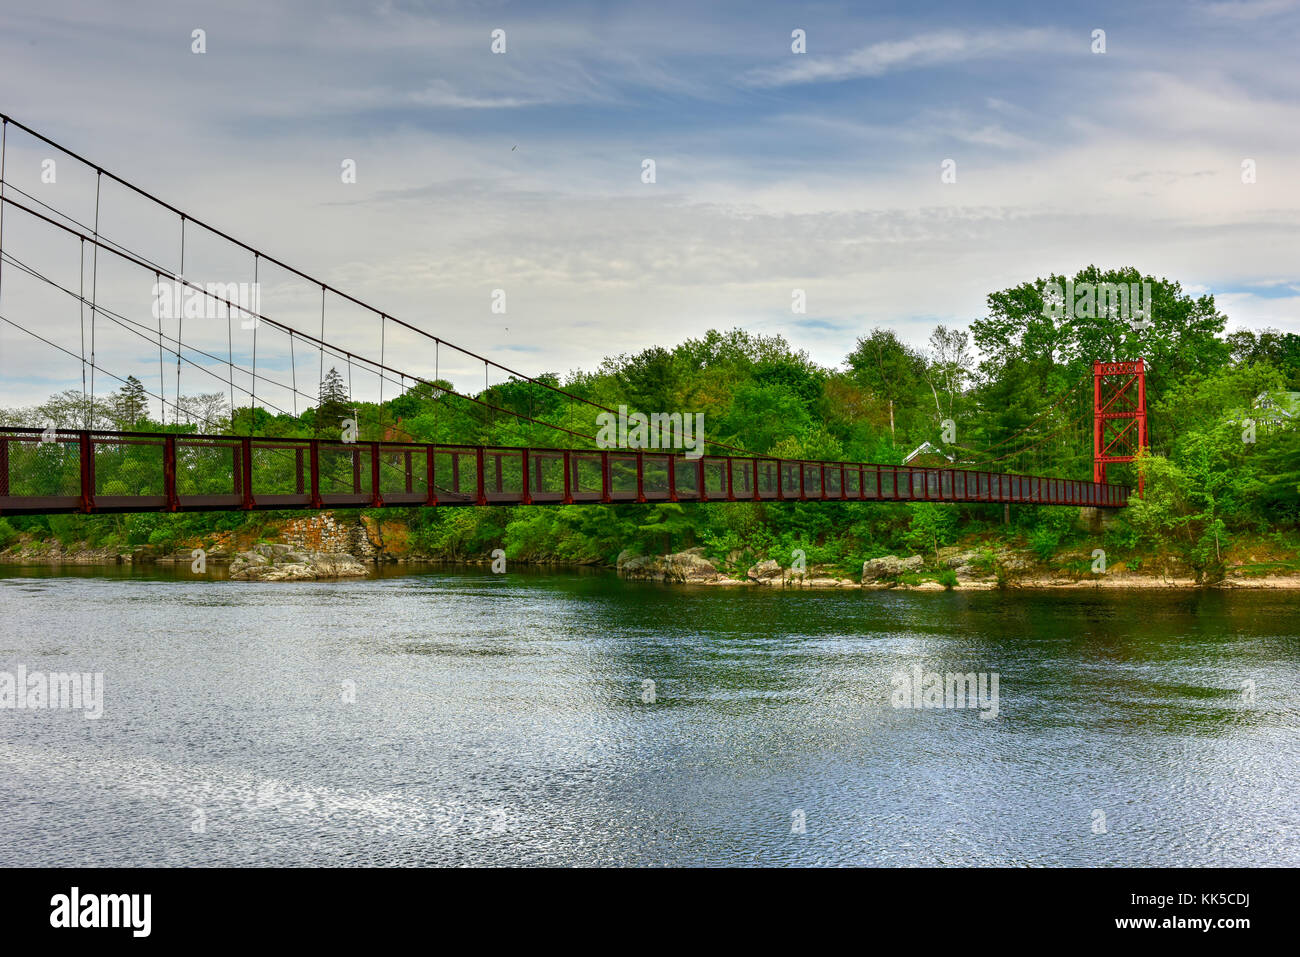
[0,427,1130,515]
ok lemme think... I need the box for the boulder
[662,549,723,584]
[253,543,294,559]
[617,548,729,584]
[229,549,368,581]
[746,559,785,585]
[308,553,368,578]
[617,553,663,581]
[861,555,925,582]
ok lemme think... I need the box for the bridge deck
[0,427,1130,515]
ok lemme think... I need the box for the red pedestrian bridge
[0,427,1130,516]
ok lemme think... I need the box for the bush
[0,518,18,549]
[903,503,958,557]
[1028,525,1062,561]
[147,527,177,549]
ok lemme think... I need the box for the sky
[1,0,1299,412]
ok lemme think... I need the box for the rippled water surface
[1,564,1297,866]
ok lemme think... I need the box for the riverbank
[613,545,1300,590]
[2,519,1297,589]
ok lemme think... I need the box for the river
[0,564,1296,866]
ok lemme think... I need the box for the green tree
[108,376,149,428]
[316,367,351,435]
[845,329,928,445]
[904,502,957,558]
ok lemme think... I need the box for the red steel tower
[1093,359,1147,496]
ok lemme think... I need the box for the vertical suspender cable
[176,216,185,423]
[155,270,166,421]
[0,119,6,311]
[226,274,235,428]
[318,284,326,416]
[249,254,258,436]
[79,237,87,405]
[289,330,298,416]
[87,170,101,428]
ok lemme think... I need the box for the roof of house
[903,440,955,465]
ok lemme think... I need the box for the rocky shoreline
[615,546,1300,590]
[1,527,1296,589]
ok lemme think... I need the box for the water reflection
[0,564,1296,866]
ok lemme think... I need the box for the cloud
[2,1,1299,410]
[403,83,543,110]
[1201,0,1299,19]
[742,29,1064,88]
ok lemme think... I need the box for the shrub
[1028,526,1062,561]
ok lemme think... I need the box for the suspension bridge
[0,112,1139,517]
